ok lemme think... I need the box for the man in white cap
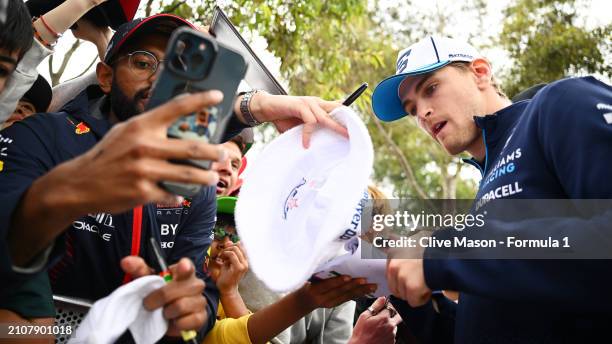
[373,35,612,342]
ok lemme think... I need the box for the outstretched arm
[247,276,376,344]
[32,0,108,48]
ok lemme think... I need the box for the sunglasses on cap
[213,225,240,243]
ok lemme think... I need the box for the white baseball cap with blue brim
[372,36,482,122]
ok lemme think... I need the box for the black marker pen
[342,82,368,106]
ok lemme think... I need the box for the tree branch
[49,39,82,86]
[162,0,187,14]
[369,112,430,200]
[145,0,155,16]
[48,55,56,86]
[69,54,98,81]
[453,160,464,179]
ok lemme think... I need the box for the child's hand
[215,243,249,295]
[297,275,378,311]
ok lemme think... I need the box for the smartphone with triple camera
[146,27,248,197]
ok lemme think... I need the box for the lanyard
[122,206,143,284]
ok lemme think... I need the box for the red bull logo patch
[75,122,90,135]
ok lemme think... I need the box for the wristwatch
[240,90,262,127]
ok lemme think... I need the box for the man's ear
[96,62,113,94]
[470,58,493,90]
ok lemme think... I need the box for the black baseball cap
[22,75,52,113]
[103,13,195,64]
[26,0,141,30]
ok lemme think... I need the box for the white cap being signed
[235,106,374,291]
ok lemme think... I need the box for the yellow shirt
[203,304,253,344]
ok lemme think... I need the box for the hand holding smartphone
[146,27,248,197]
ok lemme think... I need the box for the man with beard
[0,13,346,342]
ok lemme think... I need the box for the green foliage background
[145,0,610,199]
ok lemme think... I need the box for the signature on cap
[283,178,306,220]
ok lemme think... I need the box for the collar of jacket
[59,85,113,138]
[462,100,529,177]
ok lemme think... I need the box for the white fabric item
[69,275,168,344]
[0,38,53,122]
[313,238,391,297]
[236,106,373,292]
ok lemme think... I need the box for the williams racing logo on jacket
[474,147,525,211]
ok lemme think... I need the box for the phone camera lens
[175,40,186,55]
[191,53,204,66]
[171,54,188,72]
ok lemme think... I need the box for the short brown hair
[228,134,246,155]
[448,61,508,99]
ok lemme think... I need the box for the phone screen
[167,106,219,143]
